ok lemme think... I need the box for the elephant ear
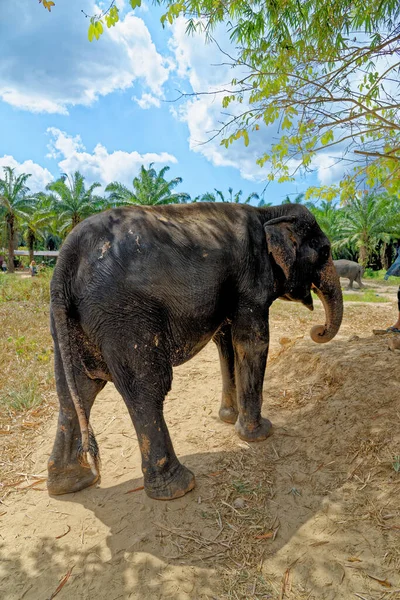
[264,216,297,279]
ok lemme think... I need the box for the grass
[3,383,44,412]
[0,297,54,414]
[341,289,390,302]
[0,271,55,495]
[312,288,390,303]
[364,268,400,286]
[0,270,52,303]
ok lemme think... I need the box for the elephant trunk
[310,257,343,343]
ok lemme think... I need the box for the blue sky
[0,0,340,203]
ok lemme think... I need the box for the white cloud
[133,93,161,109]
[136,1,149,13]
[0,2,172,114]
[0,156,54,193]
[168,17,367,187]
[47,128,177,186]
[311,152,348,186]
[168,18,271,181]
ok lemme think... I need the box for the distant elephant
[333,259,365,289]
[47,203,343,500]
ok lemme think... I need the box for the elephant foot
[235,417,273,442]
[144,463,195,500]
[219,406,238,424]
[47,461,100,496]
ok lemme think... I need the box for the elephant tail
[51,297,100,478]
[360,265,365,276]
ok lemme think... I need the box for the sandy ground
[1,280,400,600]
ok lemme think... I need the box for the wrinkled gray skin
[333,259,365,289]
[47,203,343,501]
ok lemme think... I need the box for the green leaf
[320,130,334,146]
[281,116,292,130]
[88,24,95,42]
[130,0,142,8]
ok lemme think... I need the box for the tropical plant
[201,187,259,205]
[281,193,306,205]
[20,193,58,263]
[0,167,35,273]
[335,193,400,267]
[106,164,191,206]
[47,172,104,233]
[307,201,342,243]
[200,187,264,207]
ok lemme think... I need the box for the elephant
[333,259,365,289]
[47,202,343,500]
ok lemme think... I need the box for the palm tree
[337,193,400,267]
[47,172,104,234]
[21,193,56,263]
[0,167,35,273]
[106,164,191,206]
[201,187,260,204]
[308,201,342,242]
[281,193,306,205]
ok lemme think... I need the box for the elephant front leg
[357,275,365,288]
[232,317,272,442]
[213,326,238,424]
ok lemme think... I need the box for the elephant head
[263,204,343,344]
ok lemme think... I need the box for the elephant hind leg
[104,339,195,500]
[47,342,106,495]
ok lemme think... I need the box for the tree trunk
[359,244,368,268]
[72,214,80,230]
[383,242,394,270]
[7,216,15,274]
[27,229,35,264]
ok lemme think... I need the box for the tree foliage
[106,163,191,206]
[39,0,55,12]
[47,172,104,233]
[0,167,35,272]
[200,187,259,204]
[164,0,400,197]
[307,192,400,267]
[72,0,400,198]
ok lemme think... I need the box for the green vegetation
[341,290,390,303]
[306,193,400,268]
[47,171,104,233]
[0,274,53,416]
[0,270,52,303]
[106,164,191,206]
[0,167,36,273]
[198,187,261,205]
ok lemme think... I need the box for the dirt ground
[1,280,400,600]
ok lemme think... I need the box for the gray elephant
[333,259,365,289]
[47,203,343,501]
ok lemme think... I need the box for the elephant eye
[319,245,330,262]
[308,238,319,250]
